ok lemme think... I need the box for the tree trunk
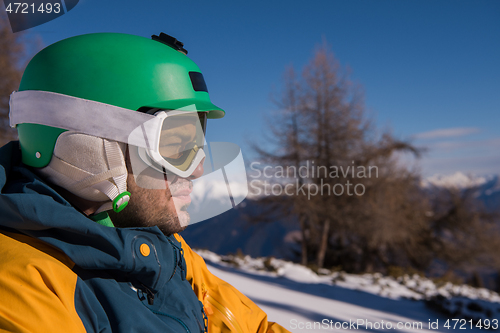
[298,214,308,266]
[317,218,330,268]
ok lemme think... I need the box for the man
[0,32,289,333]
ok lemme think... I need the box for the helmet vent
[151,32,188,55]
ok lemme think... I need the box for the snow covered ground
[196,250,500,332]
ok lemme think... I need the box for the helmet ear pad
[37,132,129,209]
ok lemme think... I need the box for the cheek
[133,171,169,191]
[145,188,174,209]
[128,175,173,207]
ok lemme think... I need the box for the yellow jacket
[175,234,290,333]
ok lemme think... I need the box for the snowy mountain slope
[477,175,500,213]
[182,200,299,259]
[197,251,500,333]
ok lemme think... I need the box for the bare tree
[254,42,422,269]
[253,66,313,265]
[301,45,365,269]
[299,45,424,269]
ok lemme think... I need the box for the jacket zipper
[166,238,178,280]
[167,237,186,280]
[204,293,244,333]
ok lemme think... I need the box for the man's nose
[189,158,205,179]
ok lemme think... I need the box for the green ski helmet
[13,32,225,168]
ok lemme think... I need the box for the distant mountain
[181,199,300,260]
[422,172,494,189]
[422,172,500,212]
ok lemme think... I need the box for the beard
[109,165,193,236]
[112,208,188,236]
[110,187,188,236]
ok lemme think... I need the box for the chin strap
[93,140,130,213]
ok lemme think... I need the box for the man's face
[110,127,205,235]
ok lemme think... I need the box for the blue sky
[16,0,500,177]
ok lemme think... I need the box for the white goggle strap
[10,90,201,178]
[11,90,205,179]
[9,90,159,148]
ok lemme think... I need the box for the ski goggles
[131,109,208,178]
